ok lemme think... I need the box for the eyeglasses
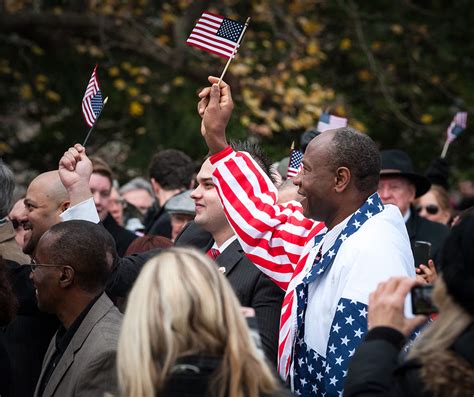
[11,219,21,230]
[415,204,439,215]
[30,259,71,273]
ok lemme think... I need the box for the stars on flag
[186,12,245,59]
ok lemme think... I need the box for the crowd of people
[0,76,473,397]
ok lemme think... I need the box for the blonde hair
[117,247,279,397]
[407,277,473,395]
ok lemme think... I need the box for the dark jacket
[344,326,474,397]
[175,222,284,366]
[143,203,172,238]
[406,207,450,262]
[103,213,137,257]
[158,355,291,397]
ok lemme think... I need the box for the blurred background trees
[1,0,472,186]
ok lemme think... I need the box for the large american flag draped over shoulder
[186,12,245,59]
[287,149,303,178]
[82,65,104,128]
[446,112,468,143]
[317,112,348,133]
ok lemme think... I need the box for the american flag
[317,112,348,133]
[446,112,468,143]
[287,149,303,178]
[186,12,245,59]
[82,65,104,128]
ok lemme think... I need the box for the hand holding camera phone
[411,284,438,315]
[413,241,431,268]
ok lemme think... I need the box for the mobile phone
[411,284,438,315]
[413,241,431,268]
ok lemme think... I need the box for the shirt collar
[403,207,411,223]
[212,235,238,253]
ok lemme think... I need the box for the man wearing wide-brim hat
[378,149,450,262]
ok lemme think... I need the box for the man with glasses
[378,149,449,261]
[31,220,121,397]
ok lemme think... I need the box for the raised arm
[198,77,324,290]
[58,144,99,223]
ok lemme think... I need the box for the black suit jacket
[406,207,450,262]
[103,213,137,257]
[175,222,284,366]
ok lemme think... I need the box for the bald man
[21,171,71,256]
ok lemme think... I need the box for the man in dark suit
[32,220,122,397]
[176,142,284,366]
[378,149,449,261]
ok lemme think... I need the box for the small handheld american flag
[82,65,104,128]
[317,112,348,133]
[446,112,468,144]
[441,112,468,158]
[186,12,245,59]
[287,145,303,179]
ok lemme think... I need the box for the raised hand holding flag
[81,65,108,146]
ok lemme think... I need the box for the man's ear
[150,178,161,196]
[58,266,74,289]
[59,200,71,213]
[334,167,351,193]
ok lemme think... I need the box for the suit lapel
[41,293,113,397]
[216,239,242,276]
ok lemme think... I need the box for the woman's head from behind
[117,247,278,397]
[414,185,452,225]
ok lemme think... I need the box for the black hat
[439,214,474,315]
[380,150,431,198]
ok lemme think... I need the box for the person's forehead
[90,173,112,189]
[197,159,213,180]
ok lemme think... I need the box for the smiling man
[196,77,415,396]
[21,171,70,257]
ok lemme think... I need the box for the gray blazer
[34,293,122,397]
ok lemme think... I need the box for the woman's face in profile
[415,190,450,225]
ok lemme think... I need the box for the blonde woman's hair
[407,277,473,395]
[117,247,280,397]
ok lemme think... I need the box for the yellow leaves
[129,101,144,117]
[299,18,322,35]
[35,74,48,92]
[161,12,176,28]
[275,40,286,50]
[172,76,184,86]
[352,120,367,133]
[357,69,371,82]
[335,105,346,117]
[430,75,440,85]
[121,62,132,71]
[340,38,352,50]
[296,75,307,86]
[155,35,170,46]
[240,115,251,127]
[135,76,147,85]
[45,90,61,102]
[19,84,33,99]
[297,111,314,128]
[232,63,252,76]
[31,46,44,56]
[127,87,139,97]
[391,24,404,35]
[0,142,12,155]
[421,114,433,124]
[113,79,126,90]
[242,87,261,111]
[135,127,146,135]
[306,40,319,56]
[371,41,381,51]
[108,67,120,77]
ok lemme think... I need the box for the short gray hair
[0,160,15,218]
[119,177,153,197]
